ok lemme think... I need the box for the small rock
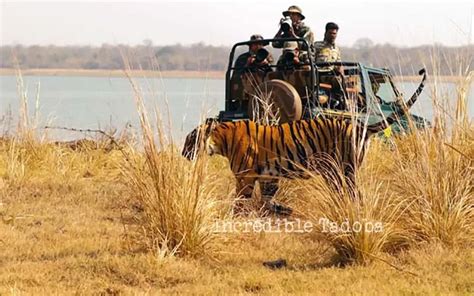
[263,258,287,269]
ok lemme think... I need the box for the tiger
[182,69,427,200]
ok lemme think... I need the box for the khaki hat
[282,5,305,20]
[282,41,298,52]
[250,34,269,46]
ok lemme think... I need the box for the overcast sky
[1,0,474,47]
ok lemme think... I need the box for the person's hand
[246,56,256,66]
[288,26,294,36]
[293,56,300,65]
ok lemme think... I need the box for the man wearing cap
[276,41,306,71]
[234,34,273,75]
[230,34,273,109]
[272,5,314,62]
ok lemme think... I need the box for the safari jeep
[217,38,429,135]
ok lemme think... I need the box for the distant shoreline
[0,68,467,82]
[0,68,226,79]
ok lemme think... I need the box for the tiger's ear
[182,128,199,160]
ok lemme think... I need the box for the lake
[0,75,473,141]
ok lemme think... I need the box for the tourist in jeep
[234,34,273,75]
[272,5,314,62]
[276,41,308,71]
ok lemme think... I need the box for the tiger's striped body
[211,118,363,176]
[186,117,366,197]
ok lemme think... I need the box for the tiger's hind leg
[260,179,293,217]
[233,177,290,216]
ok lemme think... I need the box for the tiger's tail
[366,68,427,133]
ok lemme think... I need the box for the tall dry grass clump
[2,68,48,186]
[388,72,474,246]
[121,69,230,258]
[288,71,473,264]
[290,163,412,265]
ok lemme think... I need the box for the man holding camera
[234,34,273,75]
[231,34,273,108]
[272,5,314,62]
[276,41,306,71]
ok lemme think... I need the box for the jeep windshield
[367,70,400,104]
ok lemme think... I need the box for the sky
[1,0,474,47]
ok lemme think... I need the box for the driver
[315,23,347,110]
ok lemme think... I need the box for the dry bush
[122,147,231,257]
[121,69,232,258]
[387,73,474,246]
[289,166,412,265]
[284,71,473,264]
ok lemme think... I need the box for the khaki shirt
[314,41,341,63]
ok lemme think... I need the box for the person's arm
[234,53,251,75]
[297,26,314,51]
[313,42,322,62]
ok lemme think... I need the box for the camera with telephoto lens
[280,51,297,70]
[280,16,292,33]
[254,48,269,64]
[283,51,295,63]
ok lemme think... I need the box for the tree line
[1,40,472,76]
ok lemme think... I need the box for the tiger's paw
[263,201,293,217]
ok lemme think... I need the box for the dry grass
[1,157,473,295]
[278,71,474,265]
[0,67,473,294]
[118,68,234,258]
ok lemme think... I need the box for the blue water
[0,75,473,141]
[0,75,224,141]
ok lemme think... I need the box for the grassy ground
[0,135,472,295]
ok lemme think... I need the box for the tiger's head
[182,118,219,160]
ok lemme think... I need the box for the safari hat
[250,34,269,46]
[282,5,305,20]
[282,41,298,52]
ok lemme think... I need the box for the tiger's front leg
[233,175,259,215]
[234,176,291,216]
